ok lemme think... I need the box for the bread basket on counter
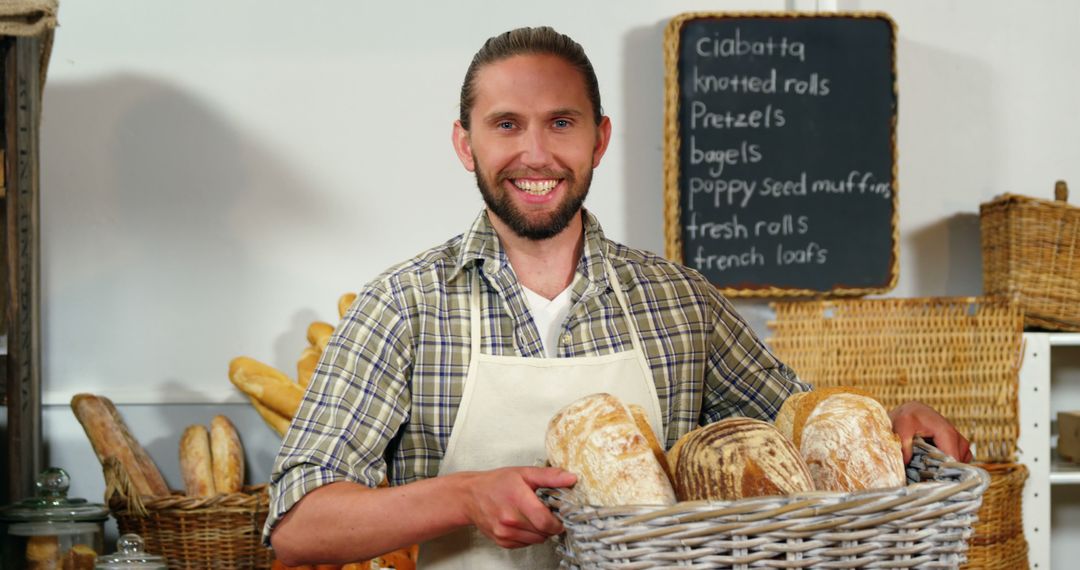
[103,458,274,569]
[541,439,989,569]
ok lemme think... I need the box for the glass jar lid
[0,467,109,523]
[95,534,167,569]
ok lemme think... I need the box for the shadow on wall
[908,213,984,296]
[40,74,331,387]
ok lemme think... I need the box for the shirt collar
[452,208,613,291]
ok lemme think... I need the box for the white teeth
[513,179,559,195]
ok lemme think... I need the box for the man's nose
[519,129,554,168]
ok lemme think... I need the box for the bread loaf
[296,346,321,388]
[249,396,291,436]
[26,535,59,570]
[628,404,673,485]
[669,417,814,502]
[338,292,358,318]
[210,415,245,494]
[70,394,170,497]
[180,424,216,497]
[546,393,676,506]
[776,388,906,492]
[307,321,334,352]
[229,356,304,418]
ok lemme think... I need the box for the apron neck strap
[468,259,644,355]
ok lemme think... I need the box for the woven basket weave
[960,462,1029,570]
[543,440,988,569]
[980,181,1080,331]
[104,458,274,569]
[767,296,1024,462]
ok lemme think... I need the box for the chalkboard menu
[663,13,898,296]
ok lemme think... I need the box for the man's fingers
[519,466,577,490]
[518,495,564,536]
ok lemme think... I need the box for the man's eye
[497,121,515,130]
[553,119,571,128]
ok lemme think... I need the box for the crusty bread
[781,388,906,492]
[180,424,216,497]
[70,393,170,497]
[670,417,815,501]
[26,535,59,569]
[306,321,334,352]
[229,356,304,418]
[628,404,673,485]
[338,292,358,319]
[210,415,245,494]
[773,390,808,441]
[546,393,676,506]
[296,346,321,388]
[249,395,291,436]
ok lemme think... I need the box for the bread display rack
[542,439,988,569]
[103,458,274,569]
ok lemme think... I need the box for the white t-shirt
[521,283,575,358]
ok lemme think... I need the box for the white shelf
[1051,448,1080,485]
[1049,333,1080,347]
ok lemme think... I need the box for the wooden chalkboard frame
[662,12,900,297]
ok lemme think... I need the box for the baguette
[249,396,291,436]
[70,393,170,497]
[210,415,245,494]
[306,321,334,351]
[229,356,304,418]
[296,346,320,388]
[180,424,216,497]
[338,292,357,318]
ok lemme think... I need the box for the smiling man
[266,27,972,570]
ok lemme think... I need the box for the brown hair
[459,26,603,130]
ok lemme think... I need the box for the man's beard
[475,165,591,240]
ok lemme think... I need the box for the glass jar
[95,534,166,569]
[0,467,109,570]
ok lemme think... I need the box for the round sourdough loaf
[546,393,676,506]
[668,417,814,501]
[776,387,906,492]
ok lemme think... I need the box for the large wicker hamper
[980,181,1080,331]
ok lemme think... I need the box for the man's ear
[452,120,476,172]
[592,116,612,168]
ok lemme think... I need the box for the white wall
[32,0,1080,552]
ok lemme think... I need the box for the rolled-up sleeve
[700,291,811,424]
[263,283,413,543]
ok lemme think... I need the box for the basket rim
[541,439,989,528]
[981,192,1075,210]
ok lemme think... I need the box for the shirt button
[561,333,572,345]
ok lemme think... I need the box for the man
[267,27,971,568]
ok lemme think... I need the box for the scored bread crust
[546,393,676,506]
[670,417,815,502]
[799,392,907,491]
[210,415,245,494]
[70,393,170,497]
[180,424,216,497]
[627,404,673,486]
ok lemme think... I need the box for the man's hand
[889,401,973,464]
[458,466,576,549]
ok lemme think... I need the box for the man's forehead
[470,54,592,115]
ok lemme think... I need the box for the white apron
[419,261,663,570]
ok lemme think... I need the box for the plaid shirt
[265,209,809,537]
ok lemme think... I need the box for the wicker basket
[960,462,1029,570]
[542,440,988,569]
[104,458,275,569]
[981,181,1080,331]
[767,296,1024,463]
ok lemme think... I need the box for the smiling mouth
[511,179,560,196]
